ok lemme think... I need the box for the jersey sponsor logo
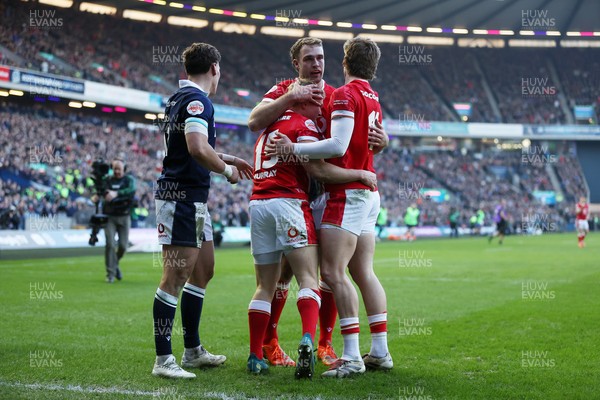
[266,85,278,94]
[360,90,379,101]
[186,100,204,115]
[305,119,318,132]
[158,223,165,233]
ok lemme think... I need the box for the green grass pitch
[1,233,598,399]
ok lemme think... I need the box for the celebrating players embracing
[247,85,377,378]
[267,37,393,378]
[247,37,389,368]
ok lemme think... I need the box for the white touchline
[0,381,325,400]
[0,380,159,397]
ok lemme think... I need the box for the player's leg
[578,220,589,248]
[152,199,207,378]
[498,221,506,244]
[350,191,392,370]
[285,245,320,379]
[321,190,376,378]
[248,258,280,374]
[262,257,295,367]
[180,213,226,368]
[313,194,339,365]
[247,199,280,374]
[152,244,198,379]
[319,227,363,377]
[286,246,320,338]
[348,233,393,370]
[317,277,338,364]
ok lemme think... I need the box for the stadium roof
[97,0,599,33]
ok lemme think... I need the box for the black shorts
[496,220,508,234]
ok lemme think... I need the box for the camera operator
[91,159,136,283]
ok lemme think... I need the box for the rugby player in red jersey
[266,37,392,378]
[576,197,589,248]
[246,91,377,378]
[247,37,389,368]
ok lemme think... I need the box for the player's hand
[264,132,294,157]
[91,194,99,203]
[288,82,324,106]
[359,170,377,190]
[233,157,253,180]
[368,120,388,153]
[227,166,240,184]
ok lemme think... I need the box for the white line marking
[0,381,324,400]
[0,380,159,397]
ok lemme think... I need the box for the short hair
[342,37,381,80]
[289,37,323,65]
[182,43,221,76]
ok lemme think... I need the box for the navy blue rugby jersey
[155,80,216,203]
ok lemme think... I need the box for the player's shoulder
[264,79,296,99]
[323,82,336,97]
[179,89,213,118]
[331,84,357,109]
[275,111,319,140]
[287,111,318,131]
[279,79,296,88]
[266,110,295,132]
[332,83,354,96]
[355,79,380,101]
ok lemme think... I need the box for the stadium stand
[0,102,588,231]
[0,0,594,233]
[1,0,599,122]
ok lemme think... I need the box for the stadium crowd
[0,103,590,231]
[0,0,595,232]
[1,0,599,123]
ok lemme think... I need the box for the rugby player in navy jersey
[151,43,252,379]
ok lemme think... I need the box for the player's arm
[217,152,253,180]
[184,118,239,183]
[248,83,324,132]
[303,159,376,190]
[265,115,354,159]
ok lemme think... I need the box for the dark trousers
[104,214,130,278]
